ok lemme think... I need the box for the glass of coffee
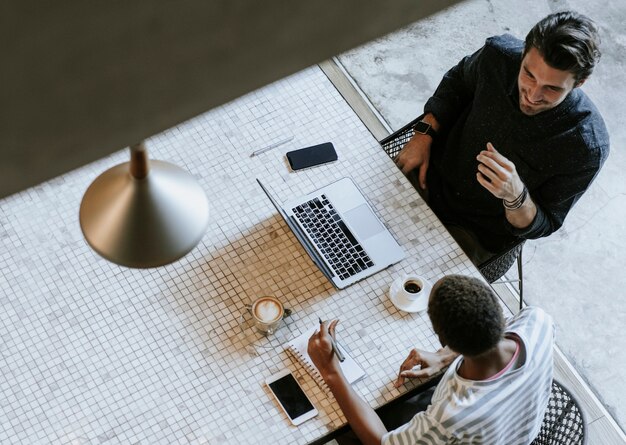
[249,296,285,334]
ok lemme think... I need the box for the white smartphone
[265,369,318,425]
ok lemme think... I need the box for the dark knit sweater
[423,34,609,253]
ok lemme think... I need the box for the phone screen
[286,142,338,171]
[267,373,315,420]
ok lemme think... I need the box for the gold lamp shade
[79,142,209,268]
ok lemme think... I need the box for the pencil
[249,136,294,157]
[318,317,345,362]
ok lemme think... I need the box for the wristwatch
[412,120,437,139]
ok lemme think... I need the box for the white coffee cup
[248,296,285,334]
[389,274,430,313]
[399,275,426,302]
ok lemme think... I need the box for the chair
[379,116,525,309]
[476,239,525,310]
[532,380,587,445]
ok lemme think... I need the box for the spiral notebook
[285,327,366,389]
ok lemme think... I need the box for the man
[308,275,554,444]
[395,11,609,264]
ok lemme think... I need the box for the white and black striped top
[383,307,554,445]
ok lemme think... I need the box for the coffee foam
[253,298,283,322]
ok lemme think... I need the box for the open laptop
[257,177,405,289]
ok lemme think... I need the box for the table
[0,66,480,444]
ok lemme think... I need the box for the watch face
[413,121,430,134]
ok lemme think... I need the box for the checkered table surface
[0,66,479,444]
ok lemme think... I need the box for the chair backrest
[477,240,525,283]
[379,116,423,160]
[531,380,586,445]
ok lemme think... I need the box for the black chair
[476,239,525,309]
[379,117,525,309]
[532,380,587,445]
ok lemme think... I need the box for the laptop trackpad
[344,204,384,240]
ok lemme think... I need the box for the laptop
[257,177,405,289]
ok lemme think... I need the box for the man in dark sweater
[395,11,609,264]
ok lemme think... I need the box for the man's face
[517,47,580,116]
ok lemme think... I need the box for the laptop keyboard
[292,195,374,280]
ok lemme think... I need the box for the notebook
[285,327,366,390]
[257,177,405,289]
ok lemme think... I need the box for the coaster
[388,277,430,313]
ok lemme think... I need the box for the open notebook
[285,327,366,390]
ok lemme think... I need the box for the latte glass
[249,296,285,334]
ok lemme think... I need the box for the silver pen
[249,136,294,157]
[319,317,345,362]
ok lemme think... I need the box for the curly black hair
[524,11,601,84]
[428,275,504,357]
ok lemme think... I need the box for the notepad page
[286,327,366,384]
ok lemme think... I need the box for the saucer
[236,309,293,353]
[388,277,430,313]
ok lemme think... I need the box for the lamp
[79,141,209,268]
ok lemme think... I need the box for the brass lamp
[79,141,209,268]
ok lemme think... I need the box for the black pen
[319,317,345,362]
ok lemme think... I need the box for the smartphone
[286,142,338,171]
[265,369,318,425]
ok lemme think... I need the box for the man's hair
[428,275,504,356]
[524,11,601,84]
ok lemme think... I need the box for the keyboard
[292,195,374,280]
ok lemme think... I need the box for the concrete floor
[337,0,626,433]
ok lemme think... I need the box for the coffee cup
[389,274,430,313]
[247,296,288,334]
[400,276,425,302]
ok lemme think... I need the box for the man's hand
[308,320,342,379]
[394,346,458,388]
[395,134,432,189]
[476,142,525,201]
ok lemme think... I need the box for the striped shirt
[382,307,554,445]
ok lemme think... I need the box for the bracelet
[503,186,528,210]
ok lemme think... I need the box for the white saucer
[388,278,430,313]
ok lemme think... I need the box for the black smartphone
[286,142,338,171]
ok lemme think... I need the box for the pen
[249,136,294,157]
[318,317,345,362]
